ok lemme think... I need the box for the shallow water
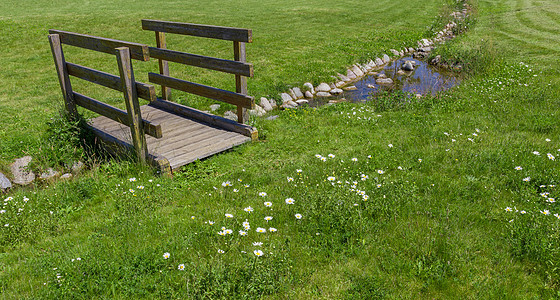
[312,56,462,105]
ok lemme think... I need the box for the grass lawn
[2,0,560,298]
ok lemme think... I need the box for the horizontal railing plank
[66,63,156,101]
[73,92,162,138]
[148,47,253,77]
[148,73,254,109]
[142,19,252,43]
[49,30,150,61]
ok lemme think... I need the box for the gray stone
[71,161,85,174]
[366,84,376,89]
[399,51,404,56]
[281,93,293,103]
[346,69,357,80]
[295,99,309,105]
[390,49,400,56]
[344,85,357,91]
[375,58,384,65]
[60,173,73,179]
[249,105,267,117]
[39,168,59,180]
[330,88,343,95]
[335,81,345,88]
[316,83,331,93]
[397,70,406,76]
[224,111,237,121]
[260,97,274,112]
[377,73,387,79]
[408,47,415,52]
[329,83,337,90]
[365,60,376,70]
[11,156,35,186]
[281,101,297,109]
[266,115,279,121]
[316,92,332,97]
[302,82,315,94]
[402,61,414,71]
[292,87,304,99]
[304,91,314,98]
[351,65,364,77]
[269,99,277,108]
[376,78,394,85]
[210,104,221,111]
[0,172,11,191]
[288,89,298,100]
[337,73,350,82]
[431,55,441,65]
[382,54,391,64]
[419,47,432,53]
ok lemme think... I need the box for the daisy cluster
[505,143,559,220]
[466,62,540,101]
[0,195,30,228]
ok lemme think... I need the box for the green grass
[2,0,560,298]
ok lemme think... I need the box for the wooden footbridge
[48,20,257,174]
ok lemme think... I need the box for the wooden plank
[48,34,78,118]
[66,62,156,101]
[155,31,171,100]
[148,73,254,109]
[148,47,253,77]
[150,100,257,140]
[74,92,162,138]
[151,126,228,154]
[168,134,250,168]
[116,47,148,162]
[234,41,248,123]
[49,30,150,61]
[162,130,240,160]
[142,19,252,43]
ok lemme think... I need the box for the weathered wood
[66,62,156,101]
[155,31,171,100]
[73,92,162,138]
[167,134,250,168]
[116,47,148,162]
[142,19,252,43]
[148,73,254,109]
[48,34,78,119]
[234,41,248,123]
[151,99,257,140]
[148,47,253,77]
[49,30,150,61]
[149,126,228,154]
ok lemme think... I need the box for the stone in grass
[302,82,315,94]
[337,73,350,82]
[330,88,343,95]
[346,69,357,80]
[397,70,406,76]
[60,173,73,179]
[304,91,314,99]
[71,161,85,174]
[296,99,309,105]
[281,93,293,103]
[367,84,376,89]
[281,101,297,109]
[351,65,364,77]
[39,168,60,180]
[335,81,345,88]
[344,85,357,91]
[268,99,277,108]
[382,54,391,64]
[0,172,11,191]
[315,83,331,93]
[376,78,394,85]
[249,105,267,117]
[375,57,384,66]
[390,49,400,56]
[260,97,273,112]
[224,110,237,121]
[292,87,304,99]
[316,92,332,97]
[210,104,221,111]
[11,156,35,186]
[266,115,279,121]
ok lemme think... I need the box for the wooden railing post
[234,41,248,123]
[48,34,78,119]
[155,31,171,100]
[115,47,148,162]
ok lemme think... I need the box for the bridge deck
[89,102,252,171]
